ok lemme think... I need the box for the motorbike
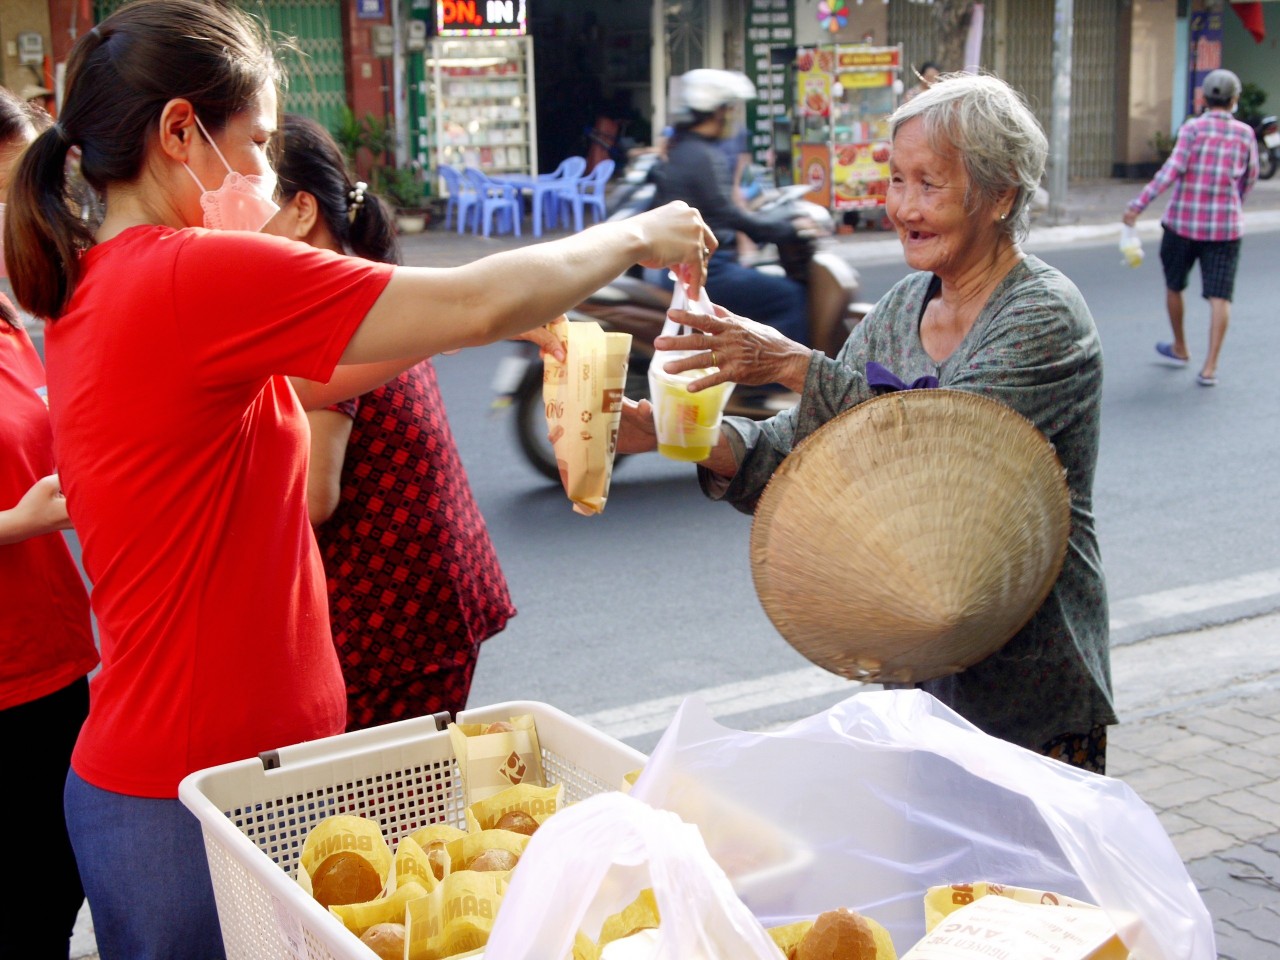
[1252,114,1279,181]
[492,178,873,482]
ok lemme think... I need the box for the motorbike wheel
[513,353,652,482]
[1259,147,1277,181]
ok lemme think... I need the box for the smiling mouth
[907,230,934,241]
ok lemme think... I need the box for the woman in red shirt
[0,86,98,960]
[267,114,515,729]
[4,3,712,957]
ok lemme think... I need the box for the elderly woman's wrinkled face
[886,118,1000,281]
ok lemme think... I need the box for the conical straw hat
[750,390,1070,684]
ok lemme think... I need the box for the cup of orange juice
[648,356,735,462]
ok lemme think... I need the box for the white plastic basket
[178,700,645,960]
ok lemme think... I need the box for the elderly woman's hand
[654,305,814,394]
[617,397,658,455]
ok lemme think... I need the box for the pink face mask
[183,115,279,232]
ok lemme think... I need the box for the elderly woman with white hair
[620,73,1116,772]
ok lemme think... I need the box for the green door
[92,0,346,134]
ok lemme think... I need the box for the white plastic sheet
[630,690,1213,960]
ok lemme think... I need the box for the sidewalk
[68,612,1280,960]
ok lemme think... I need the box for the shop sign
[836,46,900,70]
[744,0,795,165]
[437,0,528,36]
[357,0,385,18]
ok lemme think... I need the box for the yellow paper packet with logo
[923,882,1104,932]
[328,880,429,938]
[907,893,1125,960]
[405,870,509,960]
[448,714,545,805]
[297,814,393,899]
[465,782,564,833]
[543,317,631,515]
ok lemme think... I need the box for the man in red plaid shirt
[1124,68,1259,387]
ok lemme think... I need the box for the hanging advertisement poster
[1187,10,1223,117]
[798,142,831,208]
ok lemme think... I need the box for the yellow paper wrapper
[394,836,443,892]
[444,829,530,872]
[543,318,631,515]
[767,919,813,958]
[329,880,430,938]
[597,888,660,951]
[448,715,545,805]
[904,895,1126,960]
[464,782,564,833]
[405,870,509,960]
[298,814,393,892]
[406,823,467,850]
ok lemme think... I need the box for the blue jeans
[64,770,223,960]
[645,250,810,346]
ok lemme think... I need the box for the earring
[999,212,1008,221]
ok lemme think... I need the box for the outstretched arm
[340,203,715,364]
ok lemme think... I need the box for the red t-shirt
[0,309,98,711]
[46,226,394,797]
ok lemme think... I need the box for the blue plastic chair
[554,159,614,233]
[464,168,523,238]
[530,156,587,237]
[438,165,477,234]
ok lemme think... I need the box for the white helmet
[679,69,757,113]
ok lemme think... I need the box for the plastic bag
[1119,224,1144,268]
[483,791,782,960]
[647,282,735,462]
[630,690,1214,960]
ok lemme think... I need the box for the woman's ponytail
[276,114,401,266]
[347,186,400,266]
[5,126,93,319]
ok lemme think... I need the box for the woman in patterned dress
[620,73,1116,772]
[266,115,514,729]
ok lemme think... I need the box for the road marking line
[582,568,1280,740]
[1107,568,1280,630]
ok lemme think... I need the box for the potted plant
[381,165,430,234]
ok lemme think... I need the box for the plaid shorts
[1160,227,1242,301]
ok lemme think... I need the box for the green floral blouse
[702,255,1117,750]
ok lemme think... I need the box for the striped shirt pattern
[1128,110,1259,241]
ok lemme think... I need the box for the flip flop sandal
[1155,342,1189,367]
[1196,373,1217,387]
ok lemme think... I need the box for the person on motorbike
[648,69,811,345]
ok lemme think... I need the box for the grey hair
[889,73,1047,243]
